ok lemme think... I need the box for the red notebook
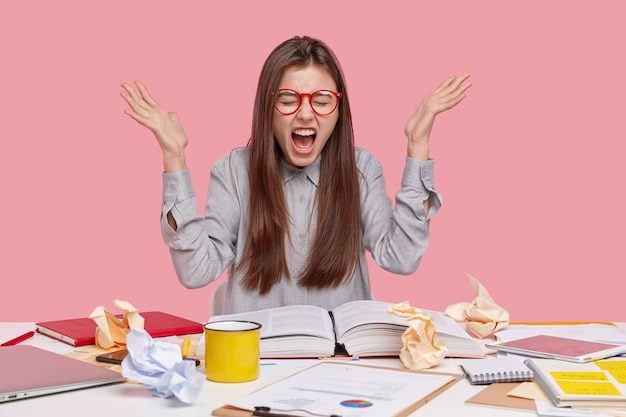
[35,311,203,346]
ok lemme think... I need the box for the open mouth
[292,128,316,153]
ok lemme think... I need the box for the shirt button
[169,185,177,191]
[298,233,304,238]
[299,195,305,203]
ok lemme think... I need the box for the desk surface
[3,322,624,417]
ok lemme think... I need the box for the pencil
[181,335,191,358]
[1,330,35,346]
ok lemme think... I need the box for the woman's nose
[296,97,315,119]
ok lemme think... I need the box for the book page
[211,305,334,341]
[422,309,473,339]
[331,301,476,340]
[331,300,484,358]
[331,300,407,340]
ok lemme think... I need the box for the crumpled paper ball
[387,302,447,370]
[445,273,509,338]
[89,299,145,349]
[121,328,204,404]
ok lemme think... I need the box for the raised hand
[120,81,188,172]
[404,74,471,160]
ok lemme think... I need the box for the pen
[253,406,341,417]
[1,330,35,347]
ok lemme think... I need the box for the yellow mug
[204,320,262,383]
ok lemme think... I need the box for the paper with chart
[226,362,457,417]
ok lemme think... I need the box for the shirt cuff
[162,169,195,203]
[401,157,436,192]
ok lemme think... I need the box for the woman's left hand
[404,74,471,160]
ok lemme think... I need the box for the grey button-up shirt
[161,147,441,314]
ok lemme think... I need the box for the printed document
[226,362,457,417]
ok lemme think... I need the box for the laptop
[0,345,125,402]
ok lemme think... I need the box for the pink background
[2,1,624,324]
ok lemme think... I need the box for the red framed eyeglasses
[272,89,342,116]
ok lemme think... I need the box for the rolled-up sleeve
[360,150,442,275]
[398,157,442,220]
[159,152,242,289]
[161,169,200,249]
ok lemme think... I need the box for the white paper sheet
[228,362,456,417]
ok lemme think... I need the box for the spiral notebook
[461,357,534,385]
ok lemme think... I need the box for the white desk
[0,322,537,417]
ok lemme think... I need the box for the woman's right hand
[121,81,188,172]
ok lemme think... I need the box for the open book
[203,300,484,358]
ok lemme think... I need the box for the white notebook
[461,357,534,385]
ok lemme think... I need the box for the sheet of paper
[556,380,621,396]
[508,381,549,401]
[534,400,621,417]
[228,362,455,417]
[211,304,334,339]
[596,361,626,384]
[259,358,344,369]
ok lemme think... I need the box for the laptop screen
[0,345,125,402]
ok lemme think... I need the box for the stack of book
[525,357,626,409]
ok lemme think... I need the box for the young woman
[120,36,470,314]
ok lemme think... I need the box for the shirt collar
[281,154,321,186]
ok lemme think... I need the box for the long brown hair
[235,36,361,294]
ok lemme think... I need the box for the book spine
[36,327,80,346]
[523,359,561,405]
[328,310,345,356]
[147,326,203,338]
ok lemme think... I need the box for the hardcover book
[36,311,203,346]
